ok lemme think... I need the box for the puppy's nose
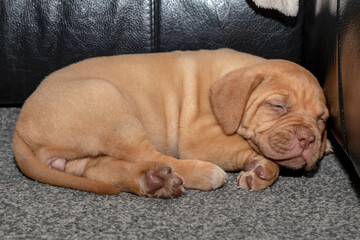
[296,126,315,149]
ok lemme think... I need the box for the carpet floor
[1,108,359,239]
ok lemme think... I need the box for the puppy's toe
[143,165,185,199]
[237,158,279,191]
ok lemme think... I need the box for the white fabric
[252,0,299,17]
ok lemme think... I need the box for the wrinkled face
[237,70,329,171]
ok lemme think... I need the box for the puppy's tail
[12,130,120,195]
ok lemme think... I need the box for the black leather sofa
[1,0,359,177]
[304,0,360,177]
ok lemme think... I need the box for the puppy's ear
[210,68,264,135]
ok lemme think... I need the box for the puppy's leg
[105,145,227,191]
[65,156,184,198]
[179,128,257,171]
[96,121,227,191]
[237,156,279,191]
[179,127,280,190]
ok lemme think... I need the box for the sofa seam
[336,0,348,152]
[150,0,159,52]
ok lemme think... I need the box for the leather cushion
[0,0,304,104]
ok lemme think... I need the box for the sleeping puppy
[13,49,329,198]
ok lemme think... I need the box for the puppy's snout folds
[296,126,315,149]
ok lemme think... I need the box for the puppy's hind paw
[142,165,185,199]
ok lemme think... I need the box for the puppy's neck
[237,127,253,140]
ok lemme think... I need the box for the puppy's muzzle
[269,126,317,171]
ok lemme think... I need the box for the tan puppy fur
[13,49,329,198]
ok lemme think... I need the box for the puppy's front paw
[142,165,185,199]
[198,165,227,191]
[177,160,227,191]
[324,139,334,155]
[237,158,279,191]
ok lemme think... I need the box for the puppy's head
[210,60,329,171]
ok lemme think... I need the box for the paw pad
[144,166,184,199]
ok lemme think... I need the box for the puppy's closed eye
[265,101,287,115]
[317,117,326,123]
[317,116,327,127]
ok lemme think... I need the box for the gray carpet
[1,107,359,239]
